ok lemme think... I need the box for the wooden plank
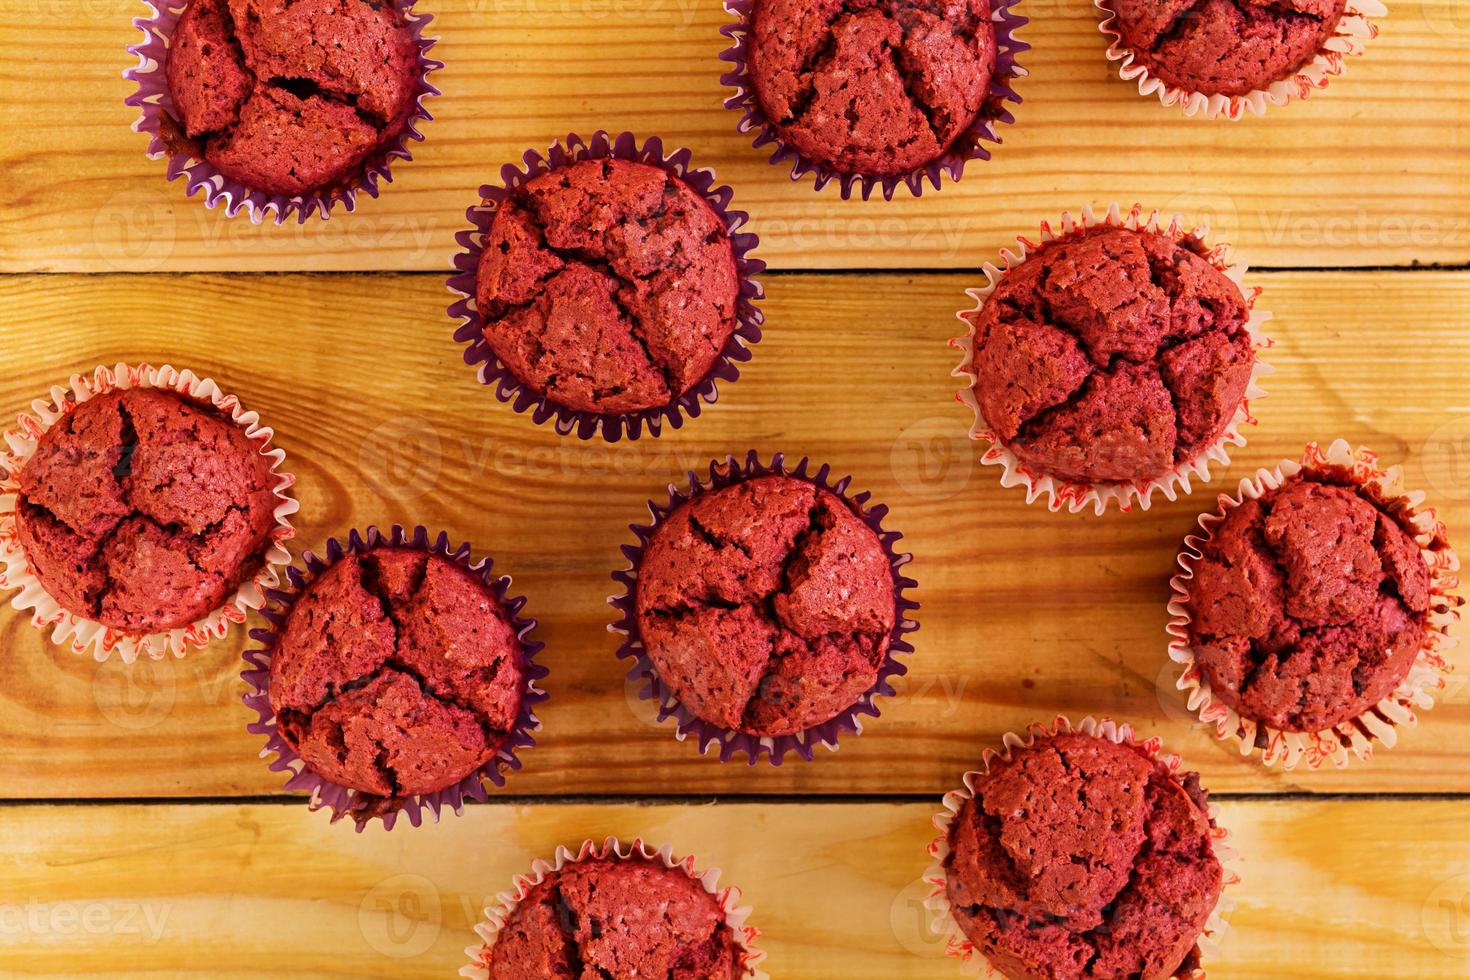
[0,270,1467,799]
[1,1,1469,272]
[1,798,1468,976]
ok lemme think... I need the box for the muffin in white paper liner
[461,835,767,979]
[950,202,1271,515]
[923,715,1237,978]
[0,363,297,663]
[1166,439,1462,770]
[1094,0,1385,120]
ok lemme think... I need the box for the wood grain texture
[0,269,1466,799]
[2,799,1469,977]
[1,0,1469,272]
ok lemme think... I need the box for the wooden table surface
[2,1,1469,977]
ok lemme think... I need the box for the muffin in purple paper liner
[447,131,765,442]
[719,0,1028,200]
[241,524,547,830]
[125,0,442,224]
[609,452,919,765]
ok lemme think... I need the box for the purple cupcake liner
[124,0,442,224]
[718,0,1029,200]
[446,130,766,443]
[608,451,920,765]
[241,524,549,831]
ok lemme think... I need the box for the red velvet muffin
[475,158,740,417]
[165,0,419,196]
[748,0,998,177]
[13,388,278,632]
[1110,0,1347,97]
[488,856,745,979]
[944,732,1224,980]
[267,547,526,798]
[967,225,1254,486]
[633,475,896,737]
[1184,469,1433,733]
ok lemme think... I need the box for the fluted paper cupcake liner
[719,0,1028,199]
[461,836,768,980]
[950,202,1272,515]
[923,715,1238,977]
[124,0,442,223]
[447,130,765,442]
[241,524,548,830]
[1095,0,1384,120]
[1166,439,1462,769]
[608,451,919,765]
[0,362,297,663]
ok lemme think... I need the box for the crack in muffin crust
[749,0,998,176]
[486,856,744,979]
[13,388,278,632]
[966,225,1254,485]
[1185,468,1433,733]
[475,158,740,415]
[164,0,419,195]
[268,547,527,799]
[633,475,897,737]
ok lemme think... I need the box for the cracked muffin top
[748,0,998,177]
[945,732,1223,980]
[475,158,741,416]
[634,475,896,738]
[165,0,419,196]
[965,225,1254,486]
[268,547,526,798]
[13,388,278,632]
[487,856,745,979]
[1185,469,1435,733]
[1110,0,1347,97]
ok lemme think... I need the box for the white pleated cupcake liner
[950,202,1271,515]
[462,835,767,979]
[0,363,297,663]
[1094,0,1385,119]
[1166,439,1462,769]
[923,715,1237,977]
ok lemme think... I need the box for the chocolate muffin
[487,856,745,979]
[1185,468,1434,733]
[748,0,998,177]
[475,158,740,416]
[634,475,896,737]
[165,0,419,196]
[1110,0,1347,97]
[944,732,1224,980]
[267,547,526,798]
[966,225,1254,486]
[13,388,278,632]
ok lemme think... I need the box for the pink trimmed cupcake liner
[718,0,1029,200]
[950,202,1273,515]
[241,524,548,831]
[1166,439,1463,770]
[124,0,442,224]
[923,715,1239,978]
[447,130,765,443]
[461,836,768,980]
[608,450,920,765]
[0,362,297,664]
[1095,0,1385,120]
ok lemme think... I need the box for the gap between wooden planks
[2,799,1469,977]
[1,0,1468,272]
[0,270,1466,799]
